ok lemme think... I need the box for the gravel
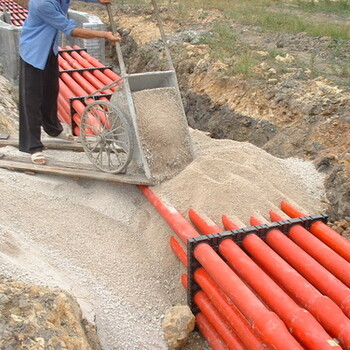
[0,129,326,350]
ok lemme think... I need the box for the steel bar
[250,216,350,318]
[189,210,340,350]
[270,210,350,288]
[281,201,350,262]
[139,186,304,350]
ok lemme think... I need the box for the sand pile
[0,128,325,350]
[155,129,325,225]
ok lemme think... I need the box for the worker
[19,0,121,165]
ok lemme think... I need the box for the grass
[295,0,350,14]
[118,0,350,80]
[198,23,238,59]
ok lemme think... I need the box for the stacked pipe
[57,45,120,136]
[139,185,350,350]
[0,0,27,26]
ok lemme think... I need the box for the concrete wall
[0,20,21,83]
[0,10,106,84]
[62,10,106,62]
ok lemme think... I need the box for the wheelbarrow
[79,0,194,183]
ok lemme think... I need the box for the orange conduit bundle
[0,0,28,26]
[139,185,350,350]
[57,46,121,136]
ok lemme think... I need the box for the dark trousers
[19,50,63,154]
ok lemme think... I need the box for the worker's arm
[71,28,121,44]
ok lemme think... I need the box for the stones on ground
[162,305,196,350]
[0,275,101,350]
[0,74,18,135]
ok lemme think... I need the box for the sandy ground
[0,129,326,350]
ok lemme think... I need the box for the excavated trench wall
[0,9,105,84]
[119,32,349,223]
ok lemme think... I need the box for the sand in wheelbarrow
[132,87,194,183]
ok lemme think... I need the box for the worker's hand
[105,31,121,44]
[98,0,111,4]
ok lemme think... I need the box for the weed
[231,50,257,77]
[200,23,237,59]
[268,49,287,58]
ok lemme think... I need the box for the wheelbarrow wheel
[80,100,133,174]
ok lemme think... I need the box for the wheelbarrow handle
[105,3,127,77]
[150,0,174,71]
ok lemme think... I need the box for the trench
[113,32,350,223]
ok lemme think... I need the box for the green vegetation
[120,0,349,81]
[198,23,237,59]
[296,0,350,14]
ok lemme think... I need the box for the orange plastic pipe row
[244,216,350,349]
[181,274,246,350]
[61,46,118,89]
[269,210,350,289]
[57,46,121,134]
[72,45,120,81]
[59,49,114,95]
[250,215,350,319]
[281,201,350,262]
[196,312,229,350]
[170,237,268,350]
[139,186,304,350]
[189,209,341,350]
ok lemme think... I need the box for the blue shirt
[19,0,97,69]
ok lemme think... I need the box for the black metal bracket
[59,66,113,76]
[69,94,113,136]
[58,48,87,53]
[186,213,328,314]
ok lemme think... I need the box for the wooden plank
[0,158,154,185]
[4,154,96,171]
[0,136,84,152]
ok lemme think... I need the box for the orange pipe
[170,237,187,266]
[139,186,303,350]
[244,217,350,349]
[250,216,350,318]
[58,57,111,101]
[189,210,339,350]
[67,48,118,90]
[281,201,350,262]
[222,214,239,230]
[58,73,101,132]
[196,313,229,350]
[57,102,71,124]
[170,237,268,350]
[270,210,350,288]
[59,50,114,94]
[73,45,120,81]
[181,274,246,350]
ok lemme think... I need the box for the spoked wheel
[80,100,133,174]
